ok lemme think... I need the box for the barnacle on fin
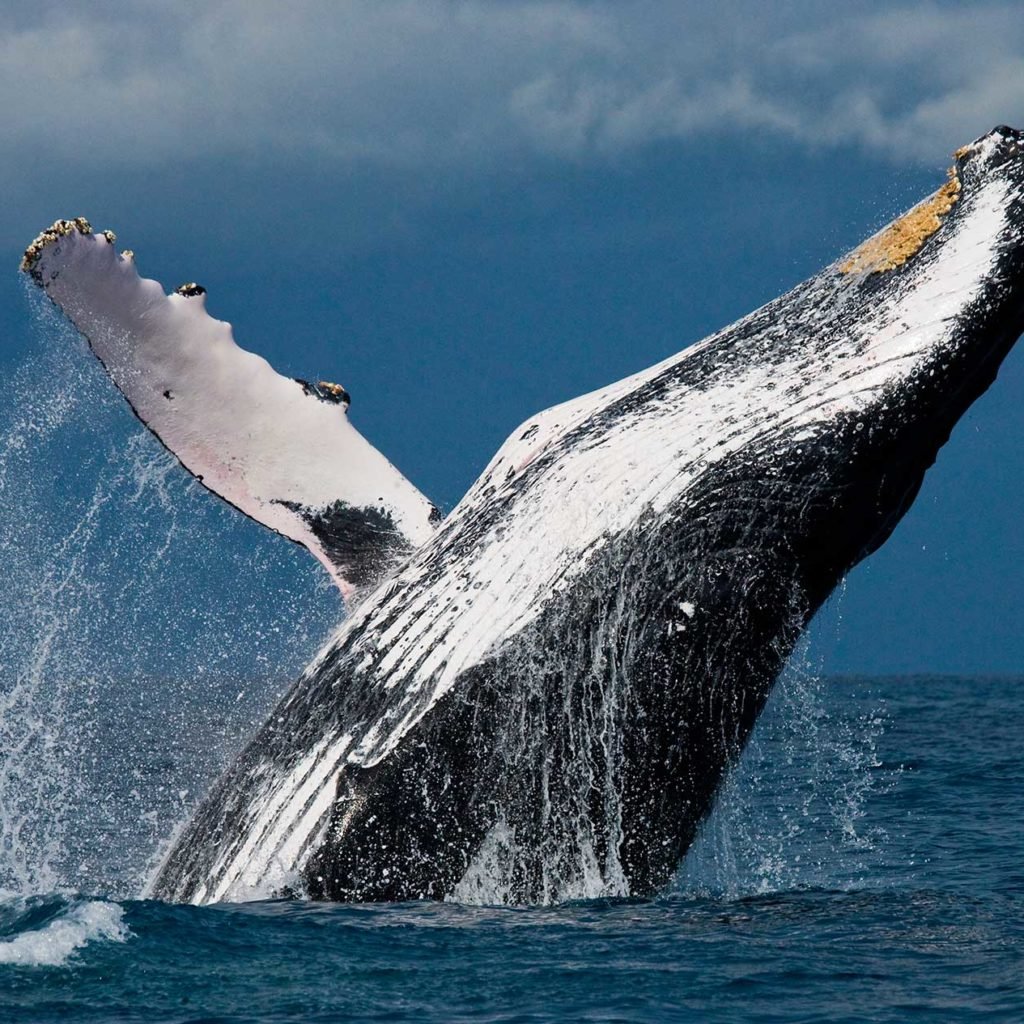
[175,282,206,298]
[20,217,93,273]
[295,378,351,407]
[318,381,349,402]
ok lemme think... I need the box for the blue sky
[2,1,1024,674]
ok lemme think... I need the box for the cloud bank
[5,1,1023,172]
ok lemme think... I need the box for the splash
[677,618,895,899]
[0,288,340,898]
[0,897,129,967]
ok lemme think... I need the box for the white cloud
[2,1,1023,172]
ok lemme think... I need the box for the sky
[2,0,1024,675]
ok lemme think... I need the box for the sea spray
[0,292,340,899]
[677,632,898,899]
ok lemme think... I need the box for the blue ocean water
[1,675,1021,1023]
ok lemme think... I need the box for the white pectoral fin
[21,219,438,596]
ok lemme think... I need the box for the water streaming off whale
[0,297,893,907]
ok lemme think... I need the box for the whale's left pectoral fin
[21,219,438,598]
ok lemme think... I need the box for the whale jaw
[149,127,1024,906]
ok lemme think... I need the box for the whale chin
[24,127,1024,906]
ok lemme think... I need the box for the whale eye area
[840,166,961,276]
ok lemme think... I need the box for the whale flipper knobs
[20,217,92,275]
[317,381,350,406]
[20,218,438,596]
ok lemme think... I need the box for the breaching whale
[21,126,1024,905]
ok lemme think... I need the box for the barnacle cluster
[293,378,352,406]
[20,217,92,272]
[841,167,961,275]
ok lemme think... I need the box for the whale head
[417,122,1024,683]
[754,122,1024,590]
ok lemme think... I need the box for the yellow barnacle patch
[841,168,961,275]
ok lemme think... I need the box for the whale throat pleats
[20,220,438,599]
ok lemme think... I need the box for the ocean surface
[1,674,1021,1023]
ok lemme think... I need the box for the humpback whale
[21,126,1024,905]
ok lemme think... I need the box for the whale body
[22,127,1024,905]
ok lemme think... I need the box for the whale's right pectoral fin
[21,219,439,599]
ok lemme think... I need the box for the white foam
[0,900,130,967]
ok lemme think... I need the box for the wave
[0,896,130,968]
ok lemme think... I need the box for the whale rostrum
[22,126,1024,905]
